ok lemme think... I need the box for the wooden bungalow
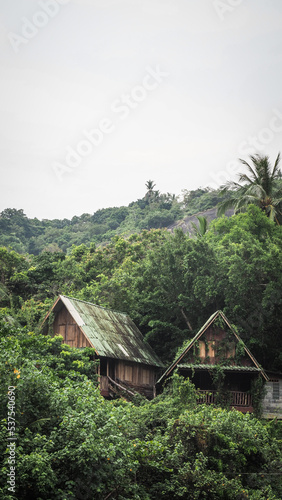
[157,310,268,413]
[42,295,164,399]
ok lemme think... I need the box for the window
[199,340,215,358]
[199,341,205,358]
[207,341,215,358]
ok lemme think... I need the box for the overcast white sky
[1,0,282,219]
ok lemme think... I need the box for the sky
[1,0,282,220]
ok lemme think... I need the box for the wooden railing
[197,390,216,404]
[231,391,252,407]
[197,390,252,407]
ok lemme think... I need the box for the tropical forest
[1,154,282,499]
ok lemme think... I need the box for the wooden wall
[115,360,156,387]
[52,305,158,398]
[193,326,252,366]
[53,306,92,348]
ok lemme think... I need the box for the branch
[107,376,136,397]
[180,308,193,331]
[104,488,118,500]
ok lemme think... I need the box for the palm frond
[238,173,255,185]
[245,183,266,199]
[191,216,209,238]
[239,158,259,182]
[235,195,260,211]
[217,197,238,217]
[219,180,242,192]
[270,198,282,213]
[273,185,282,197]
[264,204,277,222]
[218,152,282,223]
[271,152,281,179]
[198,216,208,235]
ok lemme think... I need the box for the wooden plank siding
[47,302,160,399]
[115,360,156,387]
[53,307,92,348]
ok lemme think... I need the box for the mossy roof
[157,310,268,383]
[43,295,164,367]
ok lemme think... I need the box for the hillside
[1,186,282,499]
[168,207,234,234]
[0,186,229,254]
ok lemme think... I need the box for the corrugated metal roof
[53,295,164,367]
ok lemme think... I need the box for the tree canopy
[1,170,282,499]
[1,204,281,370]
[0,184,227,255]
[218,153,282,223]
[1,318,281,499]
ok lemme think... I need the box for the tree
[1,320,281,500]
[217,153,282,223]
[0,283,8,301]
[207,205,282,370]
[129,229,221,361]
[0,247,30,307]
[145,180,156,204]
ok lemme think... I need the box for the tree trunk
[180,308,193,331]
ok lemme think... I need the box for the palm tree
[145,180,156,204]
[217,153,282,223]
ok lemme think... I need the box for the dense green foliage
[1,204,281,370]
[218,154,282,223]
[1,172,282,498]
[1,320,282,499]
[0,185,226,255]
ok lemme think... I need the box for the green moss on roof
[178,364,261,372]
[47,295,164,367]
[157,310,268,384]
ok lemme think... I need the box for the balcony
[197,390,253,412]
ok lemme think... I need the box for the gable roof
[42,295,164,367]
[157,310,268,383]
